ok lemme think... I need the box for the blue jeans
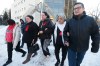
[68,49,86,66]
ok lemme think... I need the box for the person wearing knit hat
[22,15,39,64]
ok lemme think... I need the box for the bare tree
[64,0,77,19]
[89,3,100,23]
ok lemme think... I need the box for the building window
[45,0,65,17]
[15,11,17,14]
[21,1,23,4]
[22,8,24,11]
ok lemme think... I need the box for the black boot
[22,53,32,64]
[22,51,26,57]
[55,61,60,66]
[32,52,38,57]
[3,60,12,66]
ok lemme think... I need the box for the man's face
[74,4,85,16]
[25,17,32,23]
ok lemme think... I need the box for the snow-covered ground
[0,26,100,66]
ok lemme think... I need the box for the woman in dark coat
[38,12,54,57]
[20,19,26,48]
[22,15,39,64]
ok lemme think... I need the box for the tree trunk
[65,0,77,19]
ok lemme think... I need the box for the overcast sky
[78,0,100,13]
[0,0,100,14]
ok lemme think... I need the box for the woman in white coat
[53,15,68,66]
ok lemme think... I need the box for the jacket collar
[27,21,33,24]
[41,18,50,22]
[73,11,86,20]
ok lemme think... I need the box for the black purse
[29,43,39,53]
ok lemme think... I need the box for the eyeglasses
[74,7,82,10]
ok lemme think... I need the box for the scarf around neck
[54,21,66,44]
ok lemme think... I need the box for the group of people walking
[3,2,100,66]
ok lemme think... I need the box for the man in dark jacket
[64,2,100,66]
[22,15,39,64]
[20,19,26,48]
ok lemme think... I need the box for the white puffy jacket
[13,24,21,49]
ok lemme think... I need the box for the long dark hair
[7,19,15,25]
[42,12,50,19]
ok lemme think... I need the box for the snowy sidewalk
[0,26,100,66]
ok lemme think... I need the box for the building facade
[11,0,40,24]
[11,0,76,23]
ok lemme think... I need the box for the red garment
[6,24,15,42]
[59,31,62,36]
[42,22,47,26]
[25,25,29,31]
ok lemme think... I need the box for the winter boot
[3,60,12,66]
[22,53,32,64]
[22,51,26,57]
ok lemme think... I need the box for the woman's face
[25,17,32,23]
[58,16,64,24]
[41,13,47,21]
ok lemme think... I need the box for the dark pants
[68,49,86,66]
[40,39,50,56]
[7,41,26,61]
[55,44,68,63]
[26,43,31,53]
[26,38,38,53]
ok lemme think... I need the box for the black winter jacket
[23,21,39,43]
[39,18,54,39]
[21,23,26,34]
[64,13,100,52]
